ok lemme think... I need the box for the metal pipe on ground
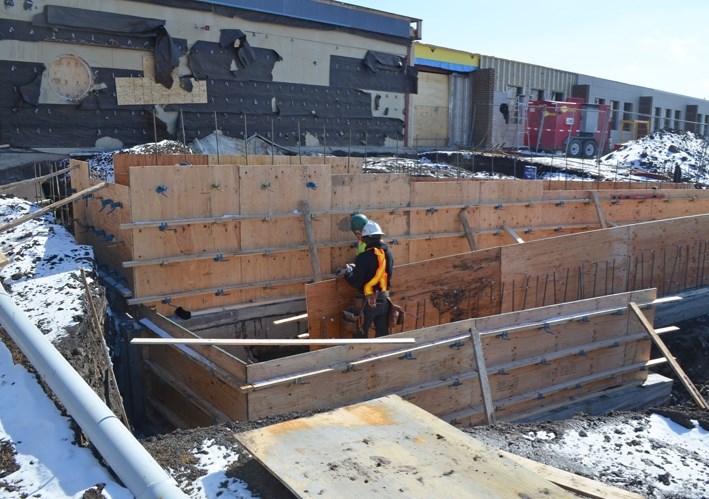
[0,285,188,499]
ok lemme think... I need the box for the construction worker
[350,213,369,256]
[342,220,394,338]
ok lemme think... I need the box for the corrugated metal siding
[480,56,577,98]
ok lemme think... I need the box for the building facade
[0,0,420,159]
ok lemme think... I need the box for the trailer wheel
[583,140,598,158]
[567,138,583,158]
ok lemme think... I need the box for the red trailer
[525,97,611,158]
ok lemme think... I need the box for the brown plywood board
[129,166,213,221]
[114,154,209,186]
[236,395,575,498]
[477,203,541,230]
[331,174,410,210]
[305,248,502,341]
[409,178,481,206]
[238,164,331,215]
[479,179,543,203]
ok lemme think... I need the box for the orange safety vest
[363,247,389,296]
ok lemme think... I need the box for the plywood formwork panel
[479,179,543,203]
[409,178,481,206]
[331,173,410,210]
[535,200,598,226]
[129,166,214,221]
[114,154,209,186]
[476,204,541,231]
[238,164,331,215]
[145,370,218,429]
[408,236,470,263]
[628,215,709,293]
[500,228,630,311]
[244,290,656,423]
[305,248,502,341]
[144,344,247,421]
[132,224,223,260]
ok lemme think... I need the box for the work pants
[360,297,390,338]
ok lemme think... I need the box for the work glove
[335,263,354,277]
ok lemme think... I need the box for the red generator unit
[525,97,611,158]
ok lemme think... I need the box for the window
[674,110,682,130]
[594,98,605,105]
[622,102,633,131]
[654,107,662,132]
[552,91,564,101]
[531,88,544,101]
[610,100,620,131]
[705,115,709,137]
[697,114,703,136]
[665,109,672,129]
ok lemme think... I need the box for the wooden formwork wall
[306,213,709,341]
[134,289,656,427]
[72,156,709,314]
[242,289,656,424]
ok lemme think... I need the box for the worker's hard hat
[361,220,385,237]
[350,213,369,232]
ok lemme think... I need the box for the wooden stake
[459,209,478,251]
[591,190,607,229]
[80,269,131,427]
[629,302,708,410]
[470,328,495,425]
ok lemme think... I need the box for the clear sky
[346,0,709,101]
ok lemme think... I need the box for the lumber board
[236,395,576,498]
[629,302,709,409]
[471,329,495,424]
[459,208,478,251]
[299,200,322,281]
[0,182,106,234]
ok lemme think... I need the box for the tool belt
[387,298,404,328]
[365,290,389,308]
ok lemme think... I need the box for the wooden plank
[629,301,709,410]
[0,165,74,193]
[0,252,9,269]
[471,329,495,425]
[0,182,106,234]
[459,208,478,251]
[236,395,576,498]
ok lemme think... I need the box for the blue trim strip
[192,0,413,39]
[415,57,477,73]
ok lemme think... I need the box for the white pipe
[0,286,188,499]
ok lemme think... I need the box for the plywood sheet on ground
[236,395,575,498]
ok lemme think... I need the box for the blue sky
[347,0,709,101]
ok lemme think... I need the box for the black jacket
[345,239,394,295]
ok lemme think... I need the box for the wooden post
[471,328,495,425]
[591,191,607,229]
[300,200,322,282]
[459,209,478,251]
[0,182,106,235]
[629,302,708,410]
